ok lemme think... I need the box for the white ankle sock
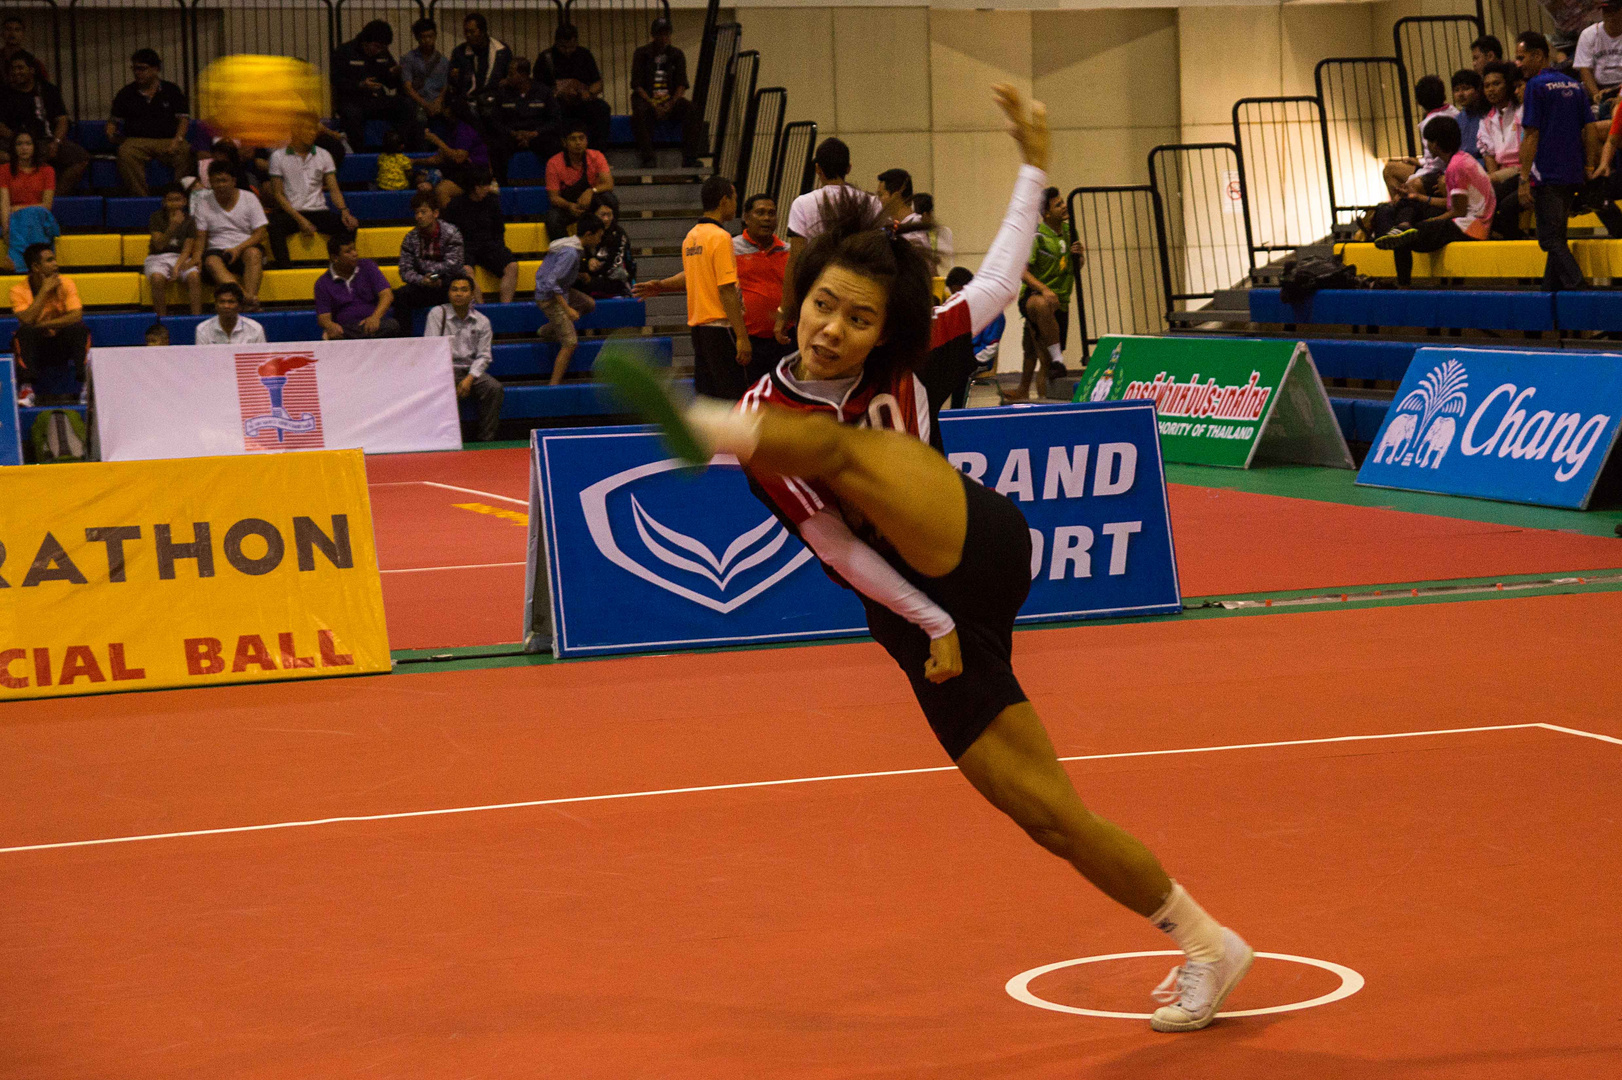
[1149,881,1226,964]
[1047,343,1064,368]
[686,398,761,463]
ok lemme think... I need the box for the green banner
[1074,336,1353,469]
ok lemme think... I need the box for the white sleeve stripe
[787,476,823,510]
[912,374,931,443]
[963,163,1048,334]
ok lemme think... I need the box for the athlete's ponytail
[792,188,936,385]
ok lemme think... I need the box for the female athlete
[603,85,1252,1033]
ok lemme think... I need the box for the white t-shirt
[1477,103,1523,168]
[268,146,337,213]
[194,314,267,345]
[1575,22,1622,87]
[194,189,269,250]
[785,182,884,239]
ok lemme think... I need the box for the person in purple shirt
[423,94,491,203]
[1517,30,1591,290]
[314,234,400,338]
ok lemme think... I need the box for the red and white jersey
[740,291,975,526]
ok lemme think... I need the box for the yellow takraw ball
[197,55,325,147]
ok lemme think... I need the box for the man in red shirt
[732,194,789,381]
[544,125,612,242]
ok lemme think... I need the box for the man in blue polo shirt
[1517,30,1591,290]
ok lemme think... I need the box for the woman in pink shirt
[1374,115,1495,285]
[1478,60,1526,238]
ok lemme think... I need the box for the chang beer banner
[526,403,1181,657]
[1075,335,1353,469]
[1357,347,1622,509]
[0,449,391,700]
[0,359,20,466]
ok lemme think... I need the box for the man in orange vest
[731,193,790,382]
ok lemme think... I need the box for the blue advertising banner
[1357,347,1622,509]
[0,359,22,467]
[528,402,1181,657]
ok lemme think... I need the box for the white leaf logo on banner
[579,457,814,613]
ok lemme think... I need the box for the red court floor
[365,449,1622,648]
[3,592,1620,1078]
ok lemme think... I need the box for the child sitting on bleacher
[376,131,412,191]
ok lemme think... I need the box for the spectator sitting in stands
[1576,0,1622,119]
[0,54,88,194]
[194,281,265,344]
[630,17,703,168]
[448,12,511,97]
[332,20,418,152]
[1374,116,1495,286]
[489,58,559,183]
[194,138,252,201]
[1479,61,1526,238]
[376,130,412,190]
[442,165,517,303]
[774,136,885,342]
[422,91,492,203]
[1452,70,1489,163]
[195,161,268,311]
[1539,0,1603,67]
[876,168,912,220]
[395,190,464,330]
[901,192,954,267]
[1472,34,1505,74]
[425,273,503,441]
[579,190,635,300]
[0,133,54,274]
[1018,186,1080,400]
[11,242,85,404]
[107,48,194,197]
[266,120,358,266]
[1383,75,1458,200]
[541,23,611,150]
[1518,29,1591,291]
[145,182,202,318]
[944,266,1005,409]
[408,166,441,204]
[144,322,169,346]
[401,17,451,136]
[315,234,399,340]
[0,15,48,84]
[533,212,603,385]
[545,123,612,240]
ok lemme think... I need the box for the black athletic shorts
[862,471,1033,761]
[465,239,516,277]
[1016,291,1069,350]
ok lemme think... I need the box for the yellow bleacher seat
[141,259,549,305]
[55,235,123,268]
[1338,239,1622,280]
[2,271,143,309]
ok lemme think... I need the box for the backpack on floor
[30,409,88,463]
[1278,255,1366,306]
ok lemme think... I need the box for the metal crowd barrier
[1393,14,1483,88]
[1231,96,1333,259]
[1148,143,1253,309]
[1066,185,1172,359]
[1315,56,1413,225]
[736,85,784,200]
[771,119,816,221]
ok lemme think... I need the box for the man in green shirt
[1017,186,1084,399]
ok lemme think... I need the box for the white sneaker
[1149,927,1254,1032]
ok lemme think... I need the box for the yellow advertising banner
[1,449,391,700]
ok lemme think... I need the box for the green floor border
[1165,463,1622,538]
[388,567,1622,676]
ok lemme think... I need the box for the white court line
[380,562,526,575]
[1,722,1590,857]
[366,480,529,506]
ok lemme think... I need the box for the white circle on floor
[1005,950,1365,1020]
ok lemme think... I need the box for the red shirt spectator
[545,144,609,195]
[0,161,53,206]
[732,230,788,338]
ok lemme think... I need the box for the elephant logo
[1372,411,1417,464]
[1375,359,1470,468]
[1413,415,1456,468]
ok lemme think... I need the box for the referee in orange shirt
[634,174,753,399]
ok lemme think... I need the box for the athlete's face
[797,265,888,380]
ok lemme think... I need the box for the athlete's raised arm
[958,85,1050,335]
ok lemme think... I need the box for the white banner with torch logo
[91,337,462,461]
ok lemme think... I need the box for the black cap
[651,17,672,35]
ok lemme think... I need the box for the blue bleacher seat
[336,152,435,186]
[53,197,103,231]
[1327,397,1392,444]
[73,121,114,155]
[470,298,645,337]
[1302,339,1417,383]
[487,336,672,379]
[90,159,174,193]
[347,190,416,222]
[608,115,683,146]
[1250,289,1556,332]
[498,186,549,217]
[501,377,694,420]
[508,152,544,182]
[106,197,162,231]
[1553,290,1622,332]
